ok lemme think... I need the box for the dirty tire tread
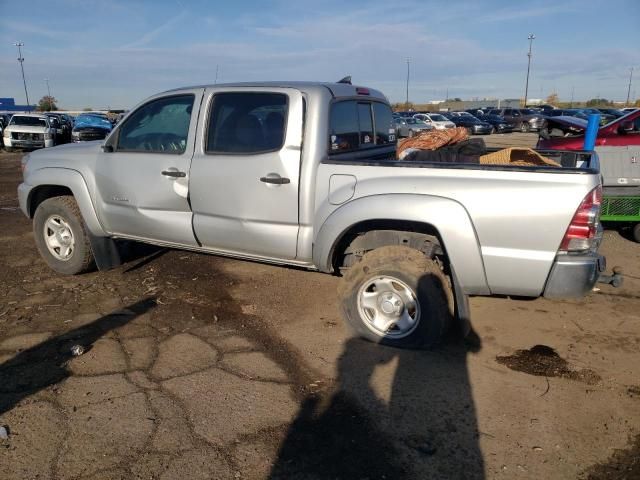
[33,195,94,275]
[633,223,640,243]
[339,246,452,349]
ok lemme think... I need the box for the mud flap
[88,233,122,271]
[450,265,471,337]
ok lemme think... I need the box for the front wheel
[338,246,452,349]
[33,196,94,275]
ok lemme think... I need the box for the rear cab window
[329,100,395,154]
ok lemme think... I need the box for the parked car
[442,112,493,135]
[2,114,56,151]
[44,113,72,144]
[480,114,516,133]
[71,114,113,142]
[17,81,619,349]
[394,117,432,137]
[597,108,625,118]
[488,108,545,132]
[412,113,455,130]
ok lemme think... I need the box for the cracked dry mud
[1,141,640,480]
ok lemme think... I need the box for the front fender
[21,167,107,237]
[313,194,490,295]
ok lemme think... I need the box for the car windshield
[75,115,112,128]
[10,116,47,127]
[430,114,447,122]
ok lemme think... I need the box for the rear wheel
[33,196,94,275]
[633,223,640,243]
[339,246,452,349]
[520,122,531,133]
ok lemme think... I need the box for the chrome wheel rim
[43,215,75,261]
[357,276,421,339]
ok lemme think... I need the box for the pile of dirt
[496,345,601,384]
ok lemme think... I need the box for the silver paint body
[18,82,601,298]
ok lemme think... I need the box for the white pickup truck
[3,114,57,151]
[17,81,620,348]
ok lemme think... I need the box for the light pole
[405,58,410,109]
[45,78,52,110]
[523,34,535,107]
[626,67,634,107]
[14,42,30,108]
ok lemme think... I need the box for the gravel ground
[0,136,638,479]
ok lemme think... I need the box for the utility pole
[45,78,52,110]
[14,42,30,108]
[523,34,535,107]
[570,86,575,108]
[405,58,410,109]
[626,67,634,107]
[214,64,219,85]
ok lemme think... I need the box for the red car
[537,109,640,150]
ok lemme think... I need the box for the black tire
[633,223,640,243]
[338,246,452,349]
[33,196,94,275]
[520,122,530,133]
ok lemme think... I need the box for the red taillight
[356,87,370,95]
[559,185,602,252]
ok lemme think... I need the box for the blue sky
[0,0,638,109]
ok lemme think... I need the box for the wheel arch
[25,168,107,237]
[313,194,490,295]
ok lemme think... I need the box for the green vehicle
[601,192,640,243]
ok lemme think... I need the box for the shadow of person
[0,297,156,416]
[270,272,484,479]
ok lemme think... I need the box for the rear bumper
[543,254,605,299]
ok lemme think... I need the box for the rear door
[95,89,203,245]
[189,87,304,259]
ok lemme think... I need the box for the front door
[189,87,303,260]
[95,89,203,246]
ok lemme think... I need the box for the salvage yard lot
[0,134,639,479]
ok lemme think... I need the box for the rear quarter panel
[313,163,600,296]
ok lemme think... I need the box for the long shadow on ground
[0,297,156,415]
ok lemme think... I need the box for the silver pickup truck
[17,81,619,348]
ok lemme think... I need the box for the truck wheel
[339,246,452,349]
[33,196,94,275]
[520,122,530,133]
[633,223,640,243]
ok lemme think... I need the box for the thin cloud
[121,10,189,49]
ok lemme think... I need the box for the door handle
[161,169,186,178]
[260,175,290,185]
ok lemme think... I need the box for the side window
[206,92,287,154]
[330,100,395,153]
[117,95,194,154]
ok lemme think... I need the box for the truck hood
[7,125,50,133]
[24,140,103,174]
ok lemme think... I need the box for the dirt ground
[0,134,639,479]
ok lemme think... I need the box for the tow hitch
[598,266,624,288]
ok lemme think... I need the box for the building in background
[0,97,35,112]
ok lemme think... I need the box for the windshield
[74,115,112,129]
[430,114,447,122]
[10,116,47,127]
